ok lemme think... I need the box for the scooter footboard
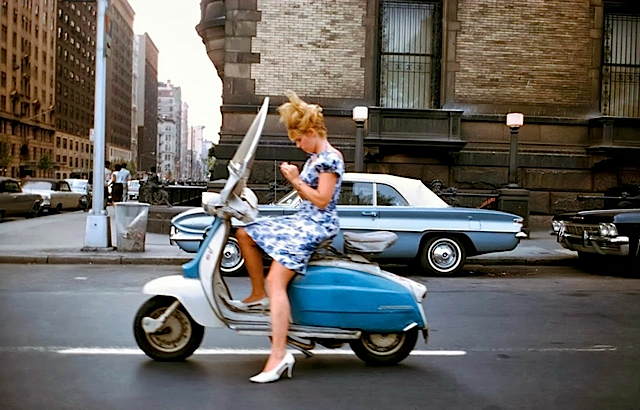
[143,275,225,328]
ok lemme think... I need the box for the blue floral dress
[244,150,344,273]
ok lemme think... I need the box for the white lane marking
[0,347,466,356]
[74,277,88,280]
[0,345,622,355]
[56,348,468,356]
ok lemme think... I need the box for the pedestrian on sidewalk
[104,160,112,207]
[118,163,131,201]
[111,164,124,203]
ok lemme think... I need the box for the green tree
[38,154,53,171]
[0,142,12,169]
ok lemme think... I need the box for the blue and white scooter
[133,98,428,365]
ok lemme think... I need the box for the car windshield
[67,180,87,191]
[23,181,53,190]
[276,190,299,206]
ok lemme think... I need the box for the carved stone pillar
[196,0,226,78]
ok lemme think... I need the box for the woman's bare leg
[262,260,296,371]
[235,228,266,302]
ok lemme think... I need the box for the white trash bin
[114,202,150,252]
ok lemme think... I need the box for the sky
[128,0,223,143]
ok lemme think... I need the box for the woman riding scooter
[231,91,344,383]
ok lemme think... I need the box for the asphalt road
[1,264,639,410]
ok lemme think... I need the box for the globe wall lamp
[352,106,368,172]
[506,113,524,188]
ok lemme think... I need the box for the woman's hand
[279,162,299,183]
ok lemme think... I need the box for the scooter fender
[143,275,225,328]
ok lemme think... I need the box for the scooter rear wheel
[349,328,418,365]
[133,295,205,361]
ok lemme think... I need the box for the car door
[58,181,74,209]
[373,182,418,258]
[0,180,19,214]
[334,181,376,250]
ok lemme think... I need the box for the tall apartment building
[157,80,182,179]
[133,33,158,173]
[197,0,640,215]
[105,0,134,163]
[179,101,189,179]
[0,0,57,178]
[54,0,96,179]
[188,124,204,181]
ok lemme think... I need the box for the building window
[601,7,640,117]
[378,0,441,109]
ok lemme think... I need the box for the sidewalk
[0,210,577,266]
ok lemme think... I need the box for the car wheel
[79,196,89,211]
[419,236,466,276]
[0,210,5,221]
[629,236,640,276]
[26,201,40,218]
[54,203,63,214]
[220,237,246,276]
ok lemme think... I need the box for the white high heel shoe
[249,352,295,383]
[228,297,270,311]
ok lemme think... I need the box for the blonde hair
[278,90,327,141]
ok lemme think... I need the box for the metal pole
[84,0,112,248]
[507,127,519,187]
[354,122,364,172]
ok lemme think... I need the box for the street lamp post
[83,0,112,249]
[506,113,524,188]
[352,106,368,172]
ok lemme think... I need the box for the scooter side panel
[143,275,225,328]
[288,266,425,333]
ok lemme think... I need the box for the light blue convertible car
[170,173,527,276]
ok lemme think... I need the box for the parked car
[22,178,88,213]
[552,208,640,273]
[65,178,91,210]
[170,173,526,276]
[127,179,140,201]
[0,177,43,219]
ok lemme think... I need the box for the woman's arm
[280,162,337,210]
[292,172,337,209]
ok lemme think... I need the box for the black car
[553,208,640,273]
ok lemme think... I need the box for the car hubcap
[429,240,459,271]
[221,238,243,272]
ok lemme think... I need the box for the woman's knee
[235,228,253,245]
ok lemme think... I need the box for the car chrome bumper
[169,226,203,252]
[558,232,630,256]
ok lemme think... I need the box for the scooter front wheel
[349,328,418,365]
[133,295,205,361]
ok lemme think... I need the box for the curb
[0,254,190,265]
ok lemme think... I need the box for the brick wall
[251,0,366,98]
[454,0,594,105]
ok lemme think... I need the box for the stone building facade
[0,0,57,178]
[198,0,639,215]
[157,80,182,179]
[133,33,158,173]
[54,0,96,179]
[105,0,134,163]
